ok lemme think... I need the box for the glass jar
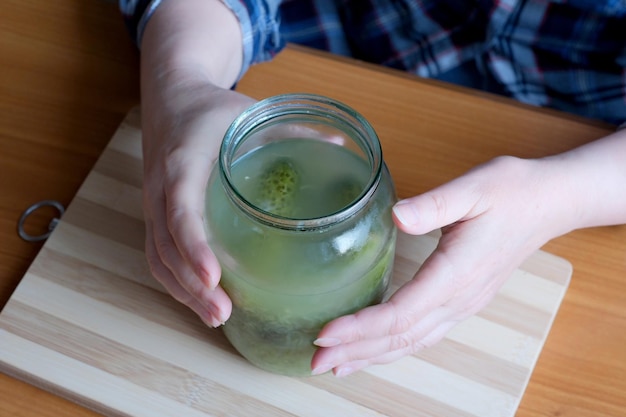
[204,93,397,376]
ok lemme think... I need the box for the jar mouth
[219,93,383,231]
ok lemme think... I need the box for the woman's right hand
[141,80,255,327]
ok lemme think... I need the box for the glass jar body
[204,94,397,376]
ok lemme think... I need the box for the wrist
[524,157,583,241]
[535,129,626,234]
[482,156,580,246]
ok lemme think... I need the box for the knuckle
[389,332,415,352]
[164,146,187,170]
[413,339,433,352]
[165,204,186,230]
[344,312,367,342]
[428,192,448,223]
[390,312,413,335]
[154,236,178,262]
[162,152,187,195]
[387,300,423,335]
[145,239,170,278]
[145,253,163,279]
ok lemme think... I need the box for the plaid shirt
[120,0,626,125]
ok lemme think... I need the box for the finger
[312,305,453,373]
[391,174,488,235]
[163,147,222,289]
[146,190,228,317]
[315,246,461,348]
[312,232,484,374]
[331,319,460,377]
[145,216,232,325]
[314,303,401,347]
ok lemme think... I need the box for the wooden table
[1,1,624,416]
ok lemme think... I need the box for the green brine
[204,94,397,376]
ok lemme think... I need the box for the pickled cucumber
[329,177,363,209]
[220,237,395,376]
[256,158,299,217]
[206,139,398,376]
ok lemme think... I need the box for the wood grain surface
[2,1,626,416]
[1,108,572,417]
[1,2,138,415]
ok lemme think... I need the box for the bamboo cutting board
[0,108,571,417]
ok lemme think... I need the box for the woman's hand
[137,0,249,326]
[311,130,626,377]
[141,82,255,327]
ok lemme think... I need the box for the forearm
[141,0,243,90]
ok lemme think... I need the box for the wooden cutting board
[0,108,571,417]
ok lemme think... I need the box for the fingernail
[311,363,334,376]
[202,315,223,328]
[313,337,342,347]
[392,200,418,226]
[334,366,354,378]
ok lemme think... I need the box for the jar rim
[218,93,383,231]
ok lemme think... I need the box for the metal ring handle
[18,200,65,242]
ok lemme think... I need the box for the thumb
[392,177,485,235]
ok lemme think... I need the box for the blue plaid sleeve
[220,0,285,78]
[486,1,626,125]
[118,0,161,47]
[118,0,285,79]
